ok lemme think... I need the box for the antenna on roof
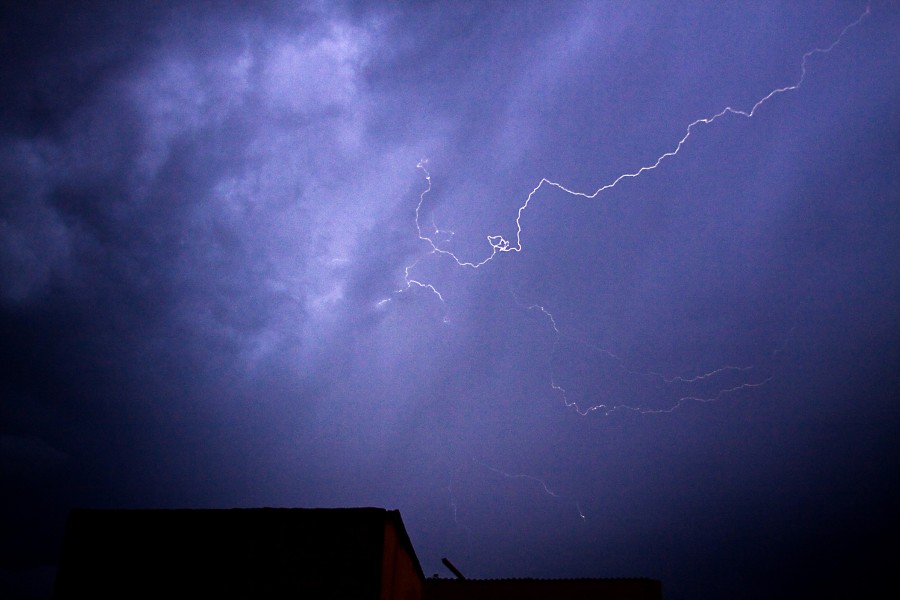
[441,557,466,580]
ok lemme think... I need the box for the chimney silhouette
[441,557,466,580]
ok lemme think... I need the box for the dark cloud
[1,2,898,599]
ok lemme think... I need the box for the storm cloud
[1,2,898,598]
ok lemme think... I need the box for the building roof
[54,507,424,598]
[53,507,660,600]
[424,576,662,600]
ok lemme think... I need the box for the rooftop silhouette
[53,507,661,599]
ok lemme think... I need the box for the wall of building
[380,519,424,600]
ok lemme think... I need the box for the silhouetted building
[53,507,660,599]
[53,508,423,599]
[425,577,661,600]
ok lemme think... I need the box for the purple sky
[2,2,898,598]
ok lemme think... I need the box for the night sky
[2,2,898,598]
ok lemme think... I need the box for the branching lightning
[476,459,585,521]
[479,459,560,498]
[406,6,869,273]
[393,7,868,414]
[518,296,782,416]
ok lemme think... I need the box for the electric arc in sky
[520,298,782,417]
[391,5,870,416]
[410,5,870,270]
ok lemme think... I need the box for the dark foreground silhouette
[54,507,661,599]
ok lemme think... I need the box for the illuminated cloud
[0,4,897,599]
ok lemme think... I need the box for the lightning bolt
[446,483,473,546]
[406,5,869,274]
[518,295,785,416]
[396,6,868,412]
[476,459,585,521]
[478,459,560,497]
